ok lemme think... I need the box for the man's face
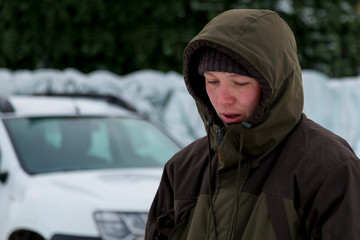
[204,71,262,126]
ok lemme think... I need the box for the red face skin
[204,71,262,126]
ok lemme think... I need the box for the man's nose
[217,84,235,104]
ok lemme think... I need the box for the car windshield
[4,117,181,174]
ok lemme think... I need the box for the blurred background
[0,0,360,153]
[1,0,360,77]
[0,1,359,239]
[1,0,360,153]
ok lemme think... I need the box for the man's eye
[235,82,247,86]
[207,80,218,84]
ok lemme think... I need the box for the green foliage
[284,0,360,77]
[0,0,359,77]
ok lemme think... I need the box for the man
[145,9,360,239]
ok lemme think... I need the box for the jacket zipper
[216,127,225,145]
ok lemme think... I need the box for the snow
[302,70,360,156]
[0,68,359,156]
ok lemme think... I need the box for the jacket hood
[183,9,303,162]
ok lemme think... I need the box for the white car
[0,94,181,240]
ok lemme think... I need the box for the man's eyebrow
[228,73,242,77]
[204,72,216,78]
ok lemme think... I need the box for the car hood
[26,168,163,211]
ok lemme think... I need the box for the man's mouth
[221,113,243,125]
[224,114,240,119]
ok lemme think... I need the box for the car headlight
[94,211,148,240]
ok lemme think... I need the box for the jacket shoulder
[284,115,360,237]
[164,136,211,199]
[167,136,209,170]
[291,115,357,161]
[272,115,360,200]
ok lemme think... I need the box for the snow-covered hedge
[0,68,359,156]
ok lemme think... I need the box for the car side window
[44,120,110,162]
[5,117,180,174]
[87,123,112,162]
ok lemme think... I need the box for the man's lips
[223,114,240,119]
[221,113,243,124]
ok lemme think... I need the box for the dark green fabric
[182,10,303,237]
[145,9,360,240]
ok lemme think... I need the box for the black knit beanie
[198,48,251,77]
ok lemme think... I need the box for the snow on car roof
[1,95,140,118]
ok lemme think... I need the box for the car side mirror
[0,171,8,184]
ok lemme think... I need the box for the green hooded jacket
[145,9,360,240]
